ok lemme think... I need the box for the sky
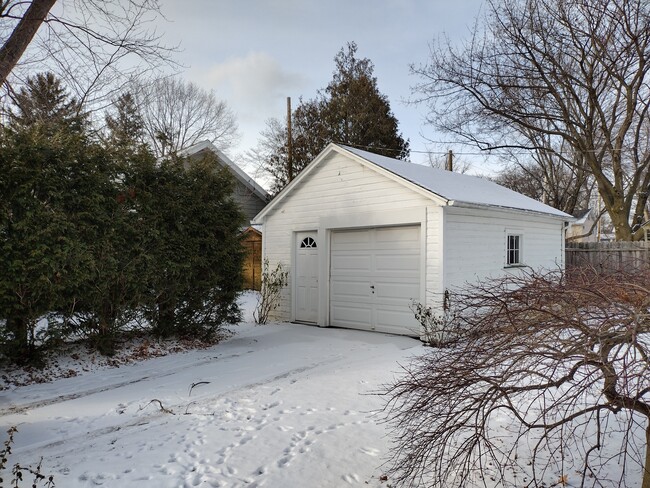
[156,0,490,174]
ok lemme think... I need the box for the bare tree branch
[1,0,178,113]
[133,76,239,158]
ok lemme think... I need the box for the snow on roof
[342,145,572,219]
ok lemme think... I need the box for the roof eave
[253,143,346,223]
[447,200,575,220]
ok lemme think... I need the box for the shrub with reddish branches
[383,268,650,488]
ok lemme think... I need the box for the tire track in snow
[0,350,255,416]
[11,357,341,460]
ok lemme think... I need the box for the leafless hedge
[383,268,650,488]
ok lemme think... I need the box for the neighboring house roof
[179,140,269,201]
[241,225,262,237]
[571,208,592,224]
[254,143,573,222]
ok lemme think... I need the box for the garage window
[506,233,523,266]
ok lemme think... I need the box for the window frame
[300,236,317,249]
[505,231,524,267]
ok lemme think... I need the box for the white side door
[295,232,319,323]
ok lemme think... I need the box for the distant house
[566,208,598,242]
[253,143,572,337]
[180,140,268,224]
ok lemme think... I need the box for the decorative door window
[300,237,317,249]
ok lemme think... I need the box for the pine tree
[0,134,87,363]
[253,42,409,194]
[140,152,245,339]
[104,92,146,155]
[0,73,121,362]
[9,72,86,135]
[321,42,409,159]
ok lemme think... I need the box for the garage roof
[254,143,572,222]
[343,145,571,218]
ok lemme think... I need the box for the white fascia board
[252,143,342,223]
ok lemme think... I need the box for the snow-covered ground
[1,292,423,487]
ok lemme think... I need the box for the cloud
[188,52,308,155]
[200,52,306,112]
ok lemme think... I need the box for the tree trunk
[641,424,650,488]
[0,0,58,86]
[6,314,30,363]
[156,292,176,337]
[96,301,117,355]
[597,181,636,241]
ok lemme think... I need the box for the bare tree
[244,117,292,196]
[0,0,176,111]
[133,76,239,157]
[383,268,650,488]
[413,0,650,240]
[494,156,595,216]
[0,0,56,87]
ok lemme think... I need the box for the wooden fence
[565,241,650,273]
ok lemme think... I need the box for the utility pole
[445,149,453,172]
[287,97,293,182]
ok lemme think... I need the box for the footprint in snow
[277,456,291,468]
[360,447,381,457]
[342,473,360,484]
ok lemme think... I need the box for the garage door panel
[374,253,420,273]
[374,281,419,301]
[330,254,372,273]
[330,226,421,336]
[331,304,371,326]
[330,279,371,300]
[375,226,419,245]
[375,309,420,335]
[331,229,371,249]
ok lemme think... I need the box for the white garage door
[330,226,421,336]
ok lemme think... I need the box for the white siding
[426,206,444,308]
[262,152,442,324]
[442,206,565,291]
[260,149,566,333]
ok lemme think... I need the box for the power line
[339,141,638,157]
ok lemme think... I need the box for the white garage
[253,144,571,337]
